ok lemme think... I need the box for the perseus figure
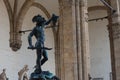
[28,14,59,73]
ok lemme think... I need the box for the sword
[19,25,58,34]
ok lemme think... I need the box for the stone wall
[89,10,112,80]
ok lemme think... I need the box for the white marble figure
[18,65,29,80]
[0,69,7,80]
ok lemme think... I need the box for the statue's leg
[35,49,42,73]
[41,50,48,66]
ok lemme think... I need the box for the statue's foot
[34,65,38,69]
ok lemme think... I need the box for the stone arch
[3,0,14,46]
[31,2,51,19]
[88,5,114,80]
[10,0,51,51]
[17,1,51,32]
[9,0,35,51]
[2,0,13,30]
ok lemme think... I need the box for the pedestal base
[30,71,60,80]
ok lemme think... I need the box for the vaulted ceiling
[7,0,104,15]
[8,0,59,15]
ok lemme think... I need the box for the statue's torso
[34,26,45,47]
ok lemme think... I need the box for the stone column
[58,0,89,80]
[76,0,83,80]
[108,0,120,80]
[80,0,90,80]
[58,0,78,80]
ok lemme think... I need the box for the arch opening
[88,6,112,80]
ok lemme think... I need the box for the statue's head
[32,14,46,24]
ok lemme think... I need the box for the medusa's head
[32,14,46,24]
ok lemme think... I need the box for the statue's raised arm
[45,14,59,25]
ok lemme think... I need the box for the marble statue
[18,65,29,80]
[0,69,7,80]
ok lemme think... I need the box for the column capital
[10,39,22,51]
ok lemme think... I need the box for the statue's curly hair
[32,14,46,23]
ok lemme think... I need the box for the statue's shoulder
[32,27,37,31]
